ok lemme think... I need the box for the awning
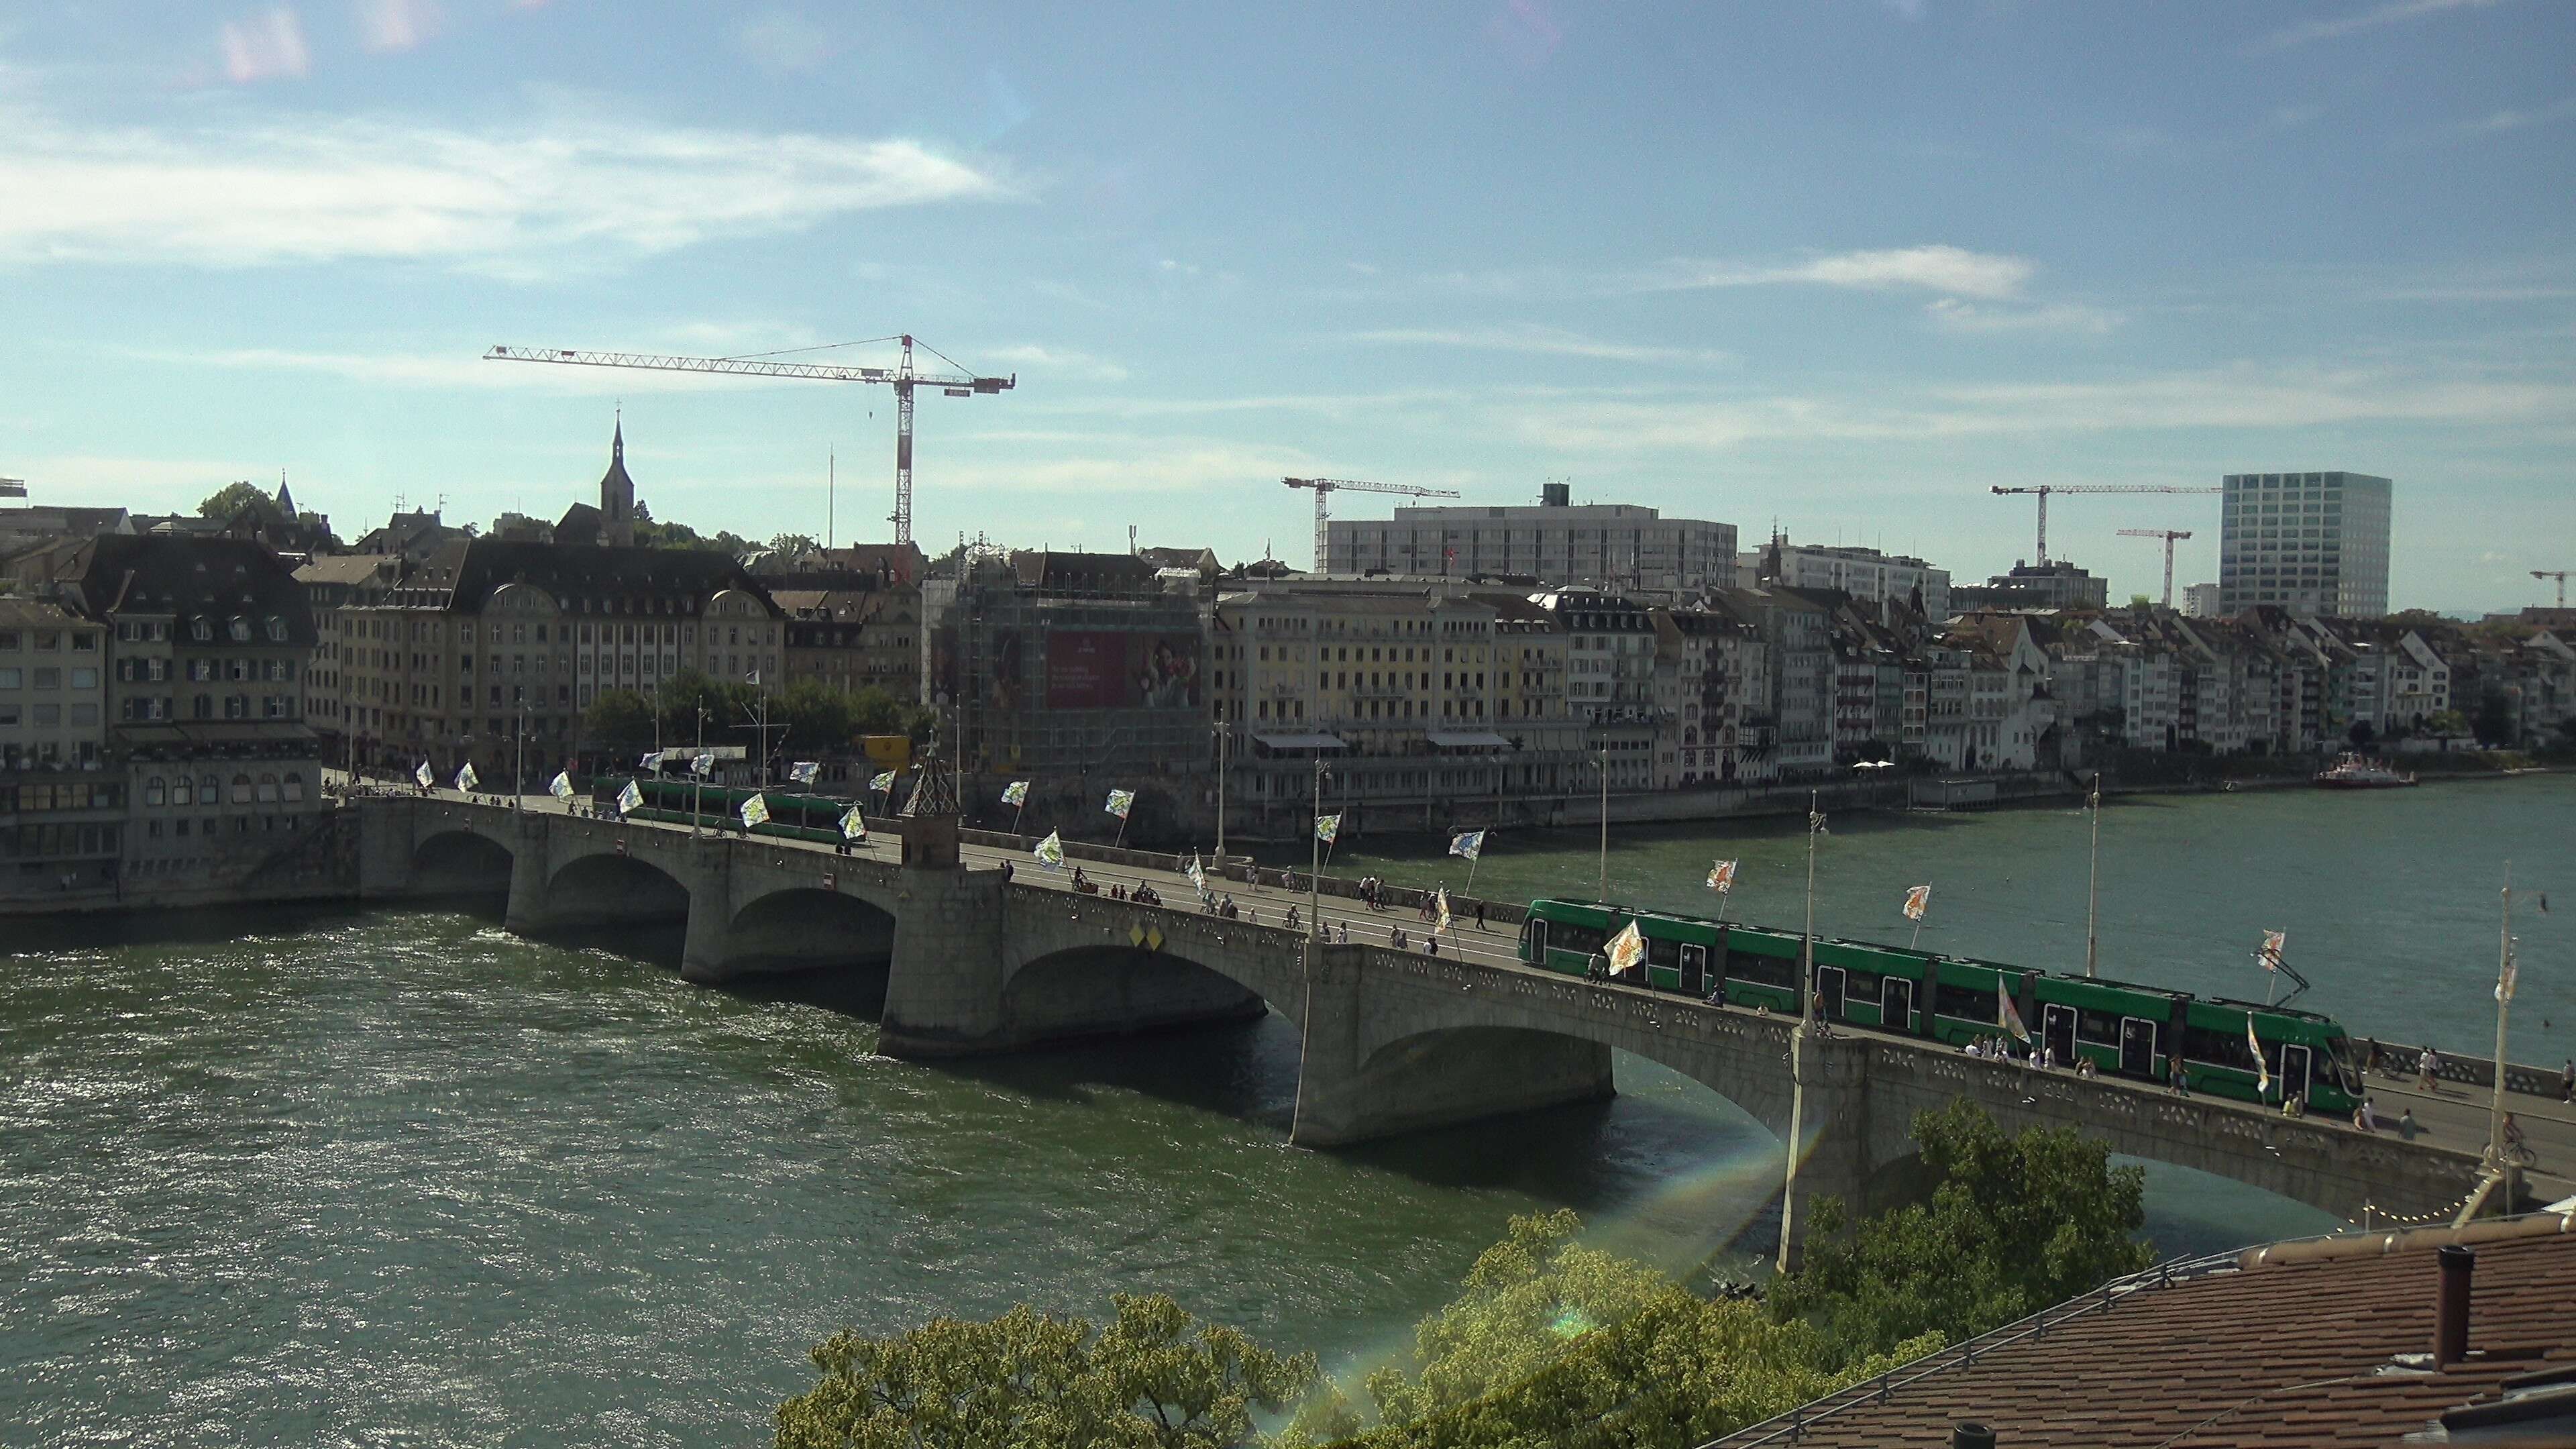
[1426,731,1515,749]
[1251,731,1348,751]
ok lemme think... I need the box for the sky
[1,0,2569,614]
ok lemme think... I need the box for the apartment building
[1328,484,1738,593]
[2218,471,2392,619]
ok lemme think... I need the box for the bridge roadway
[353,788,2569,1240]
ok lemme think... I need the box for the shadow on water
[724,959,892,1020]
[0,896,373,955]
[930,1010,1296,1126]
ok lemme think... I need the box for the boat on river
[2314,753,2416,789]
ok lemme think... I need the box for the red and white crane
[486,336,1013,547]
[1990,484,2218,564]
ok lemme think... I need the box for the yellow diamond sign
[1146,927,1165,952]
[1129,924,1146,947]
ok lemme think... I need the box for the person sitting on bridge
[2353,1097,2375,1132]
[1285,906,1299,931]
[2170,1062,2189,1096]
[1424,934,1439,957]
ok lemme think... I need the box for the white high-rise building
[2180,582,2222,618]
[2218,472,2391,619]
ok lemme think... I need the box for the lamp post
[1309,757,1329,941]
[1214,718,1230,866]
[1593,738,1609,902]
[513,705,527,810]
[2084,771,2103,978]
[1778,790,1825,1275]
[2487,864,2518,1197]
[691,706,707,835]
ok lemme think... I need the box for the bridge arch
[541,850,691,930]
[411,828,514,897]
[724,887,899,976]
[999,943,1271,1044]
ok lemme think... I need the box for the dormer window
[264,616,286,642]
[227,618,251,643]
[191,618,213,642]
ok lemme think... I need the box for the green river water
[3,776,2568,1445]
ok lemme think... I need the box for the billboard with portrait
[1045,631,1201,710]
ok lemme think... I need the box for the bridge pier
[877,855,1012,1055]
[678,841,735,984]
[1289,943,1619,1148]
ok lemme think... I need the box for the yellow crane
[2117,528,2194,608]
[1991,484,2218,564]
[1281,477,1460,572]
[486,336,1013,547]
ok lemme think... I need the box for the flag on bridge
[2247,1012,2271,1094]
[739,793,770,828]
[549,770,575,801]
[1448,830,1485,862]
[1104,788,1136,820]
[415,760,434,789]
[2257,929,2287,973]
[1315,813,1341,844]
[1606,920,1646,979]
[1997,982,2030,1044]
[1186,851,1208,900]
[616,780,644,816]
[454,761,478,792]
[689,752,714,777]
[1001,780,1029,807]
[1902,885,1931,921]
[788,761,820,786]
[1033,830,1065,869]
[839,805,867,841]
[2499,940,2518,1003]
[1434,888,1454,936]
[868,769,897,794]
[1707,859,1737,894]
[639,750,665,772]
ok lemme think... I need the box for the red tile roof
[1704,1214,2576,1448]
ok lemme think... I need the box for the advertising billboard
[1045,631,1201,710]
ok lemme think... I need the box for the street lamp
[1308,757,1331,941]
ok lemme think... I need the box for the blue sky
[2,0,2569,612]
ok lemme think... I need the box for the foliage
[581,674,931,761]
[775,1292,1318,1449]
[2422,709,2470,739]
[197,480,270,519]
[2347,718,2376,747]
[1330,1210,1934,1449]
[490,511,553,538]
[769,532,823,557]
[1764,1100,2153,1360]
[581,688,659,751]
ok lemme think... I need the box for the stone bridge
[357,797,2498,1241]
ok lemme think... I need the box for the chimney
[1951,1424,1996,1449]
[2435,1244,2475,1367]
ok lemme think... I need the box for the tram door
[1813,965,1845,1021]
[1881,977,1914,1034]
[1680,943,1708,997]
[2118,1018,2157,1077]
[1525,919,1548,965]
[2041,1004,2078,1065]
[2281,1045,2314,1106]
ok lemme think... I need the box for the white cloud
[1624,245,2035,301]
[1501,363,2576,455]
[1348,324,1733,366]
[0,101,1006,276]
[734,11,838,72]
[2241,0,2506,56]
[1925,299,2123,335]
[979,345,1129,383]
[219,7,310,83]
[2455,95,2576,135]
[355,0,442,53]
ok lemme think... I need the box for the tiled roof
[1706,1216,2576,1448]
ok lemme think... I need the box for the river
[3,776,2567,1445]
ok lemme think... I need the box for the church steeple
[276,467,297,520]
[598,411,635,547]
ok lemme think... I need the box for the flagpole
[1778,790,1820,1275]
[1013,799,1026,838]
[1309,758,1324,943]
[2085,771,2102,979]
[1595,742,1609,903]
[2489,863,2514,1193]
[1214,722,1229,867]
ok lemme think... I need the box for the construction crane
[1990,484,2220,564]
[1282,477,1461,572]
[2117,529,2194,608]
[2537,570,2570,608]
[486,337,1013,547]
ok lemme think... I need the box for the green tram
[1517,898,2363,1113]
[602,775,867,849]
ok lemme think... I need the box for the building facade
[1754,539,1951,621]
[2217,471,2392,619]
[1326,488,1738,593]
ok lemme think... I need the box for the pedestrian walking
[2418,1046,2441,1093]
[2560,1059,2573,1104]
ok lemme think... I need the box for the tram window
[2182,1023,2259,1071]
[2077,1010,2121,1044]
[1726,951,1796,989]
[1933,978,1994,1020]
[1843,970,1880,1001]
[1646,934,1679,968]
[1547,922,1606,958]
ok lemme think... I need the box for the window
[228,618,252,642]
[201,774,219,804]
[230,774,253,804]
[33,668,60,689]
[70,667,97,690]
[72,632,97,652]
[34,704,58,727]
[191,618,213,642]
[257,773,279,803]
[172,777,193,806]
[34,632,60,651]
[283,771,305,802]
[0,669,17,689]
[146,776,166,806]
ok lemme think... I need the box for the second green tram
[1515,898,2363,1112]
[601,775,868,848]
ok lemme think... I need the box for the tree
[197,480,269,519]
[779,677,857,755]
[2347,718,2376,747]
[2422,708,2470,739]
[1764,1099,2153,1360]
[582,688,659,753]
[769,533,822,557]
[775,1292,1318,1449]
